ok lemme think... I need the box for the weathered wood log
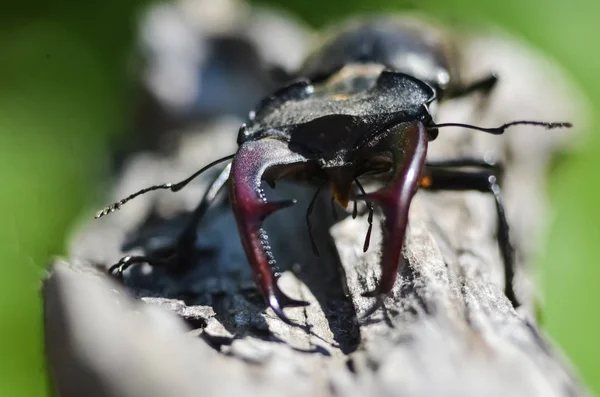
[43,9,589,397]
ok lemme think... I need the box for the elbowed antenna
[431,120,572,135]
[95,154,235,219]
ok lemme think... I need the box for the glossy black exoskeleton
[97,16,571,325]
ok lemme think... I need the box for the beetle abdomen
[298,15,458,93]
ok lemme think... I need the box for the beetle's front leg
[107,163,231,278]
[229,139,310,325]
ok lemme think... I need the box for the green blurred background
[1,0,598,395]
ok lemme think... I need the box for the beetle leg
[174,162,232,253]
[420,160,519,308]
[306,187,322,257]
[107,163,231,277]
[446,73,498,100]
[230,139,310,325]
[330,195,339,220]
[109,255,150,279]
[425,158,499,170]
[354,179,374,252]
[357,122,429,297]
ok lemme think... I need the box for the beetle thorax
[288,64,393,162]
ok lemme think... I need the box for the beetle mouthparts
[326,166,355,208]
[330,181,351,207]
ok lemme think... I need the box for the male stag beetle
[96,16,571,325]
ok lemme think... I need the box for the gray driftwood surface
[43,6,589,397]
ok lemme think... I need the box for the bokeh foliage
[0,2,146,395]
[0,0,597,395]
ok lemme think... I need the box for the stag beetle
[97,16,571,325]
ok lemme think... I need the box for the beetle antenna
[432,120,572,135]
[95,154,235,219]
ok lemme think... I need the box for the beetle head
[237,69,435,207]
[290,115,428,207]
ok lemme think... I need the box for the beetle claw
[358,294,387,321]
[108,255,141,280]
[272,282,310,308]
[108,261,125,279]
[268,285,309,326]
[268,298,296,326]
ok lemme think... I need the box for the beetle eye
[360,154,393,174]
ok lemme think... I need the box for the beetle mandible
[96,16,571,325]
